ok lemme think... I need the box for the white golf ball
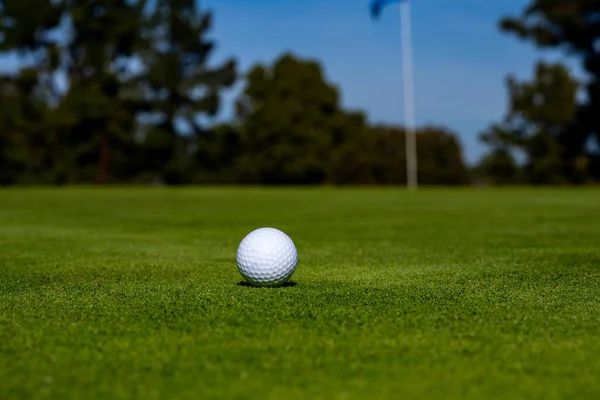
[236,227,298,287]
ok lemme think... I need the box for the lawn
[0,187,599,399]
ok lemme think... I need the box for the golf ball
[236,227,298,287]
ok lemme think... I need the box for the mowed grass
[0,187,599,399]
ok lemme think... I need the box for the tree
[475,150,522,186]
[0,72,42,184]
[0,0,236,184]
[194,123,244,183]
[230,53,470,186]
[500,0,600,181]
[56,0,149,183]
[416,126,470,185]
[368,125,407,184]
[139,0,236,184]
[0,0,63,184]
[234,53,353,184]
[325,113,378,185]
[479,61,583,184]
[369,125,470,185]
[0,0,151,183]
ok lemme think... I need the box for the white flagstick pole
[400,0,418,189]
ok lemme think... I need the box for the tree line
[0,0,598,186]
[478,0,600,185]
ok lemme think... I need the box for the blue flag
[370,0,405,19]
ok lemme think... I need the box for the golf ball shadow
[236,281,297,288]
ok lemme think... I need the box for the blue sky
[202,0,580,163]
[0,0,580,164]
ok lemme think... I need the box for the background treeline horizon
[1,0,599,186]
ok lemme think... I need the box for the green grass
[1,187,599,399]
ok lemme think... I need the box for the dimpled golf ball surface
[236,227,298,287]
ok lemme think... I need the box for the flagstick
[400,0,418,189]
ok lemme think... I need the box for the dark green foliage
[479,61,582,184]
[0,3,468,185]
[342,124,470,185]
[55,0,149,183]
[195,123,244,183]
[234,54,360,184]
[416,127,471,185]
[0,69,55,184]
[229,53,470,185]
[326,113,378,184]
[476,149,523,185]
[497,0,600,182]
[138,0,236,183]
[5,0,600,185]
[0,0,236,184]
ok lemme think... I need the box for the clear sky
[0,0,578,164]
[203,0,578,163]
